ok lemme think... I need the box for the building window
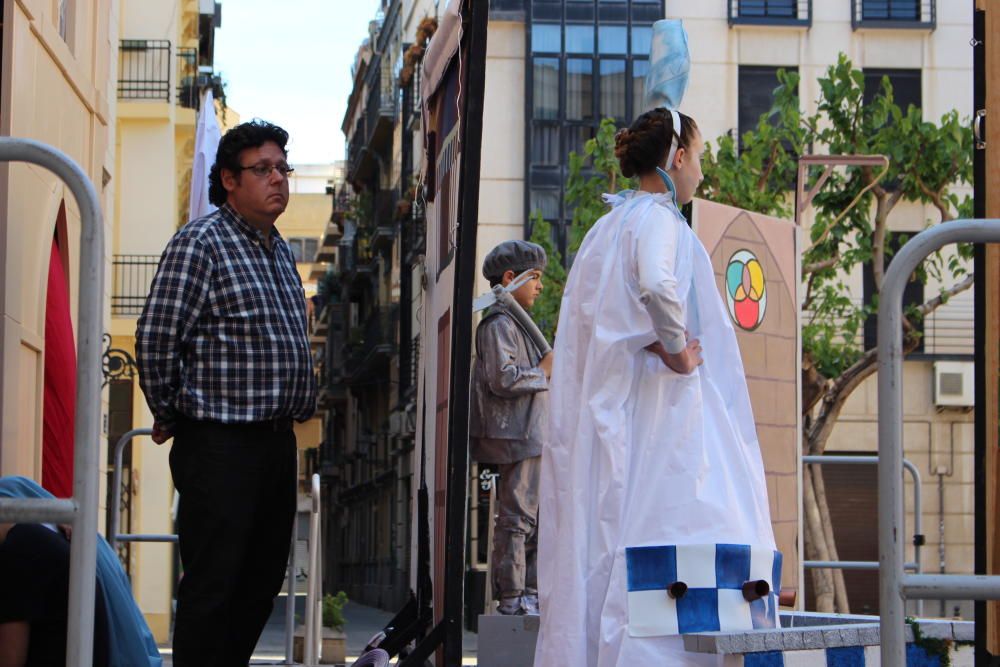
[863,68,922,115]
[738,65,798,142]
[861,0,920,21]
[852,0,935,30]
[526,1,662,250]
[58,0,75,47]
[728,0,811,27]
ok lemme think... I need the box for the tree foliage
[529,118,635,339]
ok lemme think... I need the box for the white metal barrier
[303,473,322,665]
[877,219,1000,662]
[0,138,105,667]
[106,428,305,664]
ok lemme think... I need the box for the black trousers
[169,417,297,667]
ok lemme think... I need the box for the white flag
[188,88,222,222]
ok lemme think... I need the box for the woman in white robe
[534,108,775,667]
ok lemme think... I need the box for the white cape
[535,192,775,666]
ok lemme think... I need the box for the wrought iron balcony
[852,0,935,30]
[118,40,171,101]
[176,47,199,108]
[112,254,159,316]
[728,0,811,27]
[344,306,398,384]
[403,198,426,266]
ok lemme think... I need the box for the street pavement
[158,597,479,666]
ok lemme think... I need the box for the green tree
[701,55,973,613]
[529,118,636,339]
[530,54,973,613]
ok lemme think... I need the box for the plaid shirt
[136,203,317,425]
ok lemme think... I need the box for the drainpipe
[938,468,947,618]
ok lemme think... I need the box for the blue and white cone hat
[642,19,691,169]
[643,19,690,111]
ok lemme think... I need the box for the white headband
[664,109,681,170]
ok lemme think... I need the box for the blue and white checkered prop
[626,543,782,637]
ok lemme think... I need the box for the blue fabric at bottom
[744,651,785,667]
[906,643,943,667]
[826,646,865,666]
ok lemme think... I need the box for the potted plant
[319,591,348,664]
[292,591,349,664]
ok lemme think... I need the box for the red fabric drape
[42,238,76,498]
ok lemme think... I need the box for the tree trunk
[803,465,835,611]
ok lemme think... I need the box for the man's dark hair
[208,119,290,206]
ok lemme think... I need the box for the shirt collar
[219,202,284,246]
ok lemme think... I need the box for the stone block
[762,630,784,652]
[916,620,953,641]
[801,629,825,650]
[781,629,805,651]
[858,624,880,646]
[952,621,974,642]
[822,627,847,648]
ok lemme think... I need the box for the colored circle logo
[725,250,766,331]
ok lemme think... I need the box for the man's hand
[645,338,703,375]
[151,421,174,445]
[539,351,554,379]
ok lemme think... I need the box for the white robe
[535,192,775,667]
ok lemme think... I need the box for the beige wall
[475,20,526,300]
[0,0,116,482]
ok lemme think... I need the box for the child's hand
[539,352,554,379]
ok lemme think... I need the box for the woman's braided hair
[614,107,699,178]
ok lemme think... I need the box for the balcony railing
[345,306,398,383]
[852,0,935,30]
[805,293,973,359]
[112,255,159,316]
[728,0,811,27]
[118,40,171,101]
[176,47,199,109]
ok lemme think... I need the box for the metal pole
[878,219,1000,664]
[801,456,923,586]
[109,428,153,551]
[284,452,299,665]
[304,473,321,665]
[0,138,104,667]
[803,560,919,571]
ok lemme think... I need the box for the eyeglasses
[237,162,295,179]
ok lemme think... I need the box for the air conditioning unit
[933,361,974,408]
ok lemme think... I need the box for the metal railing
[852,0,936,30]
[118,39,171,101]
[878,219,1000,663]
[303,473,323,664]
[176,46,199,109]
[108,429,176,550]
[805,292,975,358]
[112,254,159,316]
[0,138,105,667]
[728,0,811,27]
[108,428,306,665]
[802,454,924,615]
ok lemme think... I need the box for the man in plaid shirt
[136,120,316,666]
